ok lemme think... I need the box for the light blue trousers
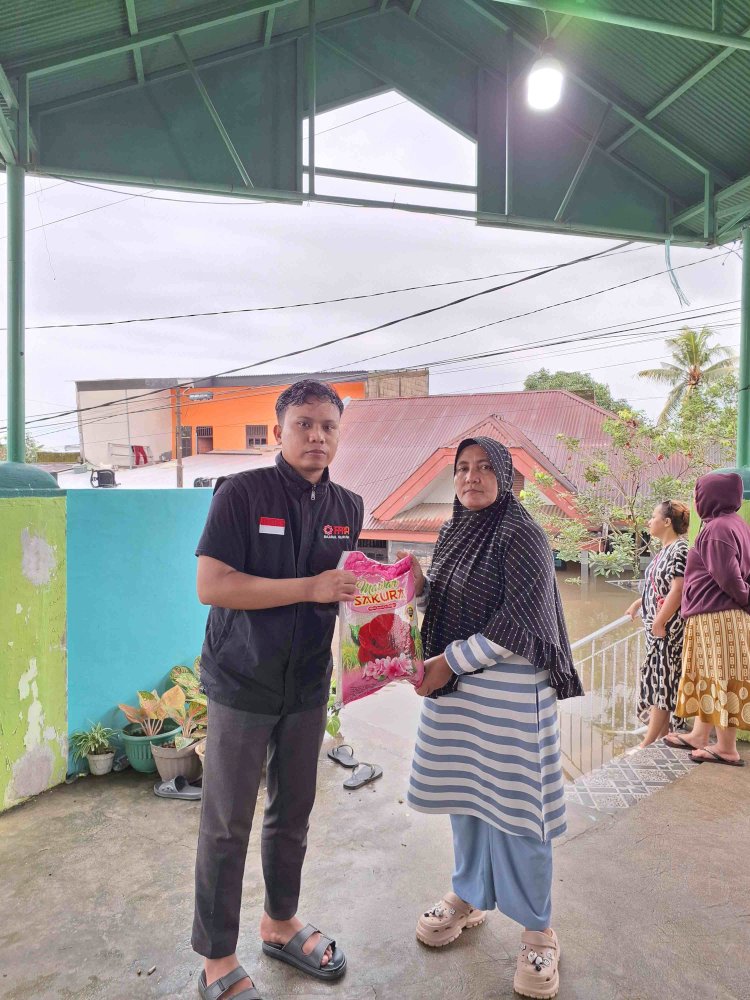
[450,814,553,930]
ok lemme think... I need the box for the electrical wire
[4,242,647,333]
[333,249,734,370]
[9,239,635,430]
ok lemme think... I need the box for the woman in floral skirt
[626,500,690,747]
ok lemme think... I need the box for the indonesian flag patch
[259,516,285,536]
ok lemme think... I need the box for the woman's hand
[396,549,426,596]
[626,599,641,621]
[651,617,667,638]
[415,656,454,697]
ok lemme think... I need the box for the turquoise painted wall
[66,490,211,740]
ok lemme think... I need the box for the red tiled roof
[333,390,614,531]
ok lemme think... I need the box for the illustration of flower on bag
[357,612,415,665]
[361,653,414,682]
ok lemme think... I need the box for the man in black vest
[192,380,363,1000]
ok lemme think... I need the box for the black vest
[199,456,363,714]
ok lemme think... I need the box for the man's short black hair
[275,379,344,424]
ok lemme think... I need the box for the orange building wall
[171,380,367,453]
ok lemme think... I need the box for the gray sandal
[198,965,263,999]
[261,924,346,981]
[343,762,382,790]
[327,743,359,768]
[154,775,202,800]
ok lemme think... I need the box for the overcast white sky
[0,90,742,447]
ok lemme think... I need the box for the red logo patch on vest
[323,524,350,538]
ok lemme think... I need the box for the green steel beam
[713,0,724,33]
[7,0,296,78]
[606,21,750,155]
[717,205,750,239]
[739,227,750,467]
[173,33,253,188]
[6,160,25,463]
[505,30,513,216]
[0,62,17,110]
[409,0,424,16]
[554,103,610,222]
[550,13,572,39]
[124,0,145,85]
[465,0,732,184]
[302,165,475,193]
[34,164,301,203]
[672,171,750,232]
[311,191,677,242]
[0,111,16,163]
[704,174,716,242]
[308,0,316,196]
[28,162,681,243]
[264,8,275,47]
[491,0,750,52]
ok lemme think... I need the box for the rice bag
[336,551,425,706]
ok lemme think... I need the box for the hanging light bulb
[527,39,564,111]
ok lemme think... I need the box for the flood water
[555,571,636,642]
[343,570,643,782]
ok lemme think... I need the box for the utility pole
[175,386,184,488]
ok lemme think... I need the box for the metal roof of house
[3,0,750,244]
[75,372,370,392]
[332,388,614,528]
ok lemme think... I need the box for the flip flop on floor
[343,762,383,790]
[262,924,346,981]
[689,747,745,767]
[663,734,700,750]
[153,775,202,799]
[327,744,359,768]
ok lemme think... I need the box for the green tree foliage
[521,410,714,579]
[672,370,737,453]
[638,326,736,425]
[523,368,630,413]
[0,434,40,463]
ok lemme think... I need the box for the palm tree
[638,326,736,424]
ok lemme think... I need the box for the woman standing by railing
[626,500,690,747]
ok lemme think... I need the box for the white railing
[559,615,644,779]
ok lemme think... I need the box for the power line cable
[4,243,648,333]
[334,250,734,370]
[11,240,634,428]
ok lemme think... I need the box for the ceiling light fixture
[527,37,564,111]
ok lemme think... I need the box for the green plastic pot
[120,722,181,774]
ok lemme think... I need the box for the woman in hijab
[401,437,582,1000]
[670,471,750,766]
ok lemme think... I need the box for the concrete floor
[2,684,749,1000]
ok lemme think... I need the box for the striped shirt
[408,632,566,842]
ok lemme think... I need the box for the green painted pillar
[6,161,25,464]
[738,226,750,468]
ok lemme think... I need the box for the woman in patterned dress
[626,500,690,747]
[399,437,582,1000]
[670,472,750,766]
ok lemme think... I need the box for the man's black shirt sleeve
[195,480,249,573]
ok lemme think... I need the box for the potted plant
[118,688,182,774]
[151,686,206,783]
[70,722,116,775]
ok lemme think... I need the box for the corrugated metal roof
[332,389,614,530]
[3,0,750,244]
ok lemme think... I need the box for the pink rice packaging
[336,552,425,705]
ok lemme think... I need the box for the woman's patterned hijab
[421,436,583,701]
